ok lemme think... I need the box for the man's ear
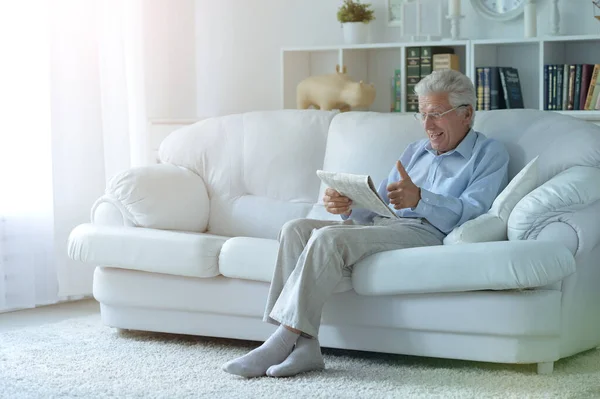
[463,105,474,127]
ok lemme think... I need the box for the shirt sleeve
[413,141,509,234]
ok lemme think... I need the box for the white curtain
[0,0,146,312]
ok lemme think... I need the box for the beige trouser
[263,217,445,337]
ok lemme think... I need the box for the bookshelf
[281,35,600,126]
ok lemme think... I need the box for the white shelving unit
[281,35,600,126]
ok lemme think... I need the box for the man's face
[417,93,472,154]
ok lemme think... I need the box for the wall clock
[470,0,526,21]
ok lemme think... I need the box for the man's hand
[387,161,421,210]
[323,188,352,216]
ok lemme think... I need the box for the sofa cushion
[68,224,227,278]
[219,236,353,293]
[444,156,539,244]
[352,240,575,296]
[219,237,280,283]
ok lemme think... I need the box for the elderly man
[223,69,509,378]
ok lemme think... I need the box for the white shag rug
[1,315,600,399]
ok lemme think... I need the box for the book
[483,67,491,110]
[316,170,398,219]
[476,67,484,111]
[548,65,556,111]
[579,64,594,110]
[543,65,549,110]
[394,69,401,112]
[420,47,455,78]
[552,65,562,110]
[573,64,582,111]
[567,64,576,111]
[488,67,506,110]
[433,54,459,71]
[556,64,569,111]
[556,65,563,110]
[391,69,402,112]
[406,47,421,113]
[499,67,524,109]
[584,64,600,110]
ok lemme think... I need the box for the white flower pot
[341,22,370,45]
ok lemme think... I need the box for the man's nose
[423,116,436,129]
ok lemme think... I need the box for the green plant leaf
[337,0,375,23]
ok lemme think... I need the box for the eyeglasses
[413,104,470,122]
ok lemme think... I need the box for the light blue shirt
[347,129,509,234]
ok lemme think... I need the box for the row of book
[544,64,600,111]
[475,67,524,110]
[390,47,460,112]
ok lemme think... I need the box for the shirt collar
[424,129,476,159]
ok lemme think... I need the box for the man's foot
[266,336,325,377]
[222,325,299,378]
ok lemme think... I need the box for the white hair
[414,69,476,127]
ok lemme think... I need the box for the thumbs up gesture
[386,161,421,210]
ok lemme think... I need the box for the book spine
[556,65,563,110]
[433,54,459,71]
[548,65,556,111]
[567,64,576,110]
[499,67,510,109]
[584,64,600,110]
[591,73,600,110]
[420,47,432,79]
[406,47,421,113]
[394,69,402,112]
[579,64,593,110]
[391,76,395,112]
[552,65,558,111]
[543,65,549,110]
[476,67,484,111]
[483,67,491,110]
[573,64,582,111]
[489,67,504,110]
[500,67,524,109]
[562,64,569,110]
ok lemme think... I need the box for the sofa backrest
[159,109,337,239]
[307,109,600,219]
[161,108,600,239]
[472,109,600,184]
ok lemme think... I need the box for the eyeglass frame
[413,104,470,122]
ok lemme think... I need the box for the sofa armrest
[508,166,600,256]
[92,164,210,232]
[352,240,575,296]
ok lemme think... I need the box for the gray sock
[266,335,325,377]
[222,325,299,378]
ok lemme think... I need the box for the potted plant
[337,0,375,44]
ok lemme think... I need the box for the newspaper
[316,170,398,219]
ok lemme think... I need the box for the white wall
[194,0,599,117]
[144,0,197,119]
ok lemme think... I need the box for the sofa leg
[537,362,554,375]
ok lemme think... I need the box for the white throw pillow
[443,156,539,245]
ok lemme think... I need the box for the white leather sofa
[68,109,600,374]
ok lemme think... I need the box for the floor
[0,299,100,332]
